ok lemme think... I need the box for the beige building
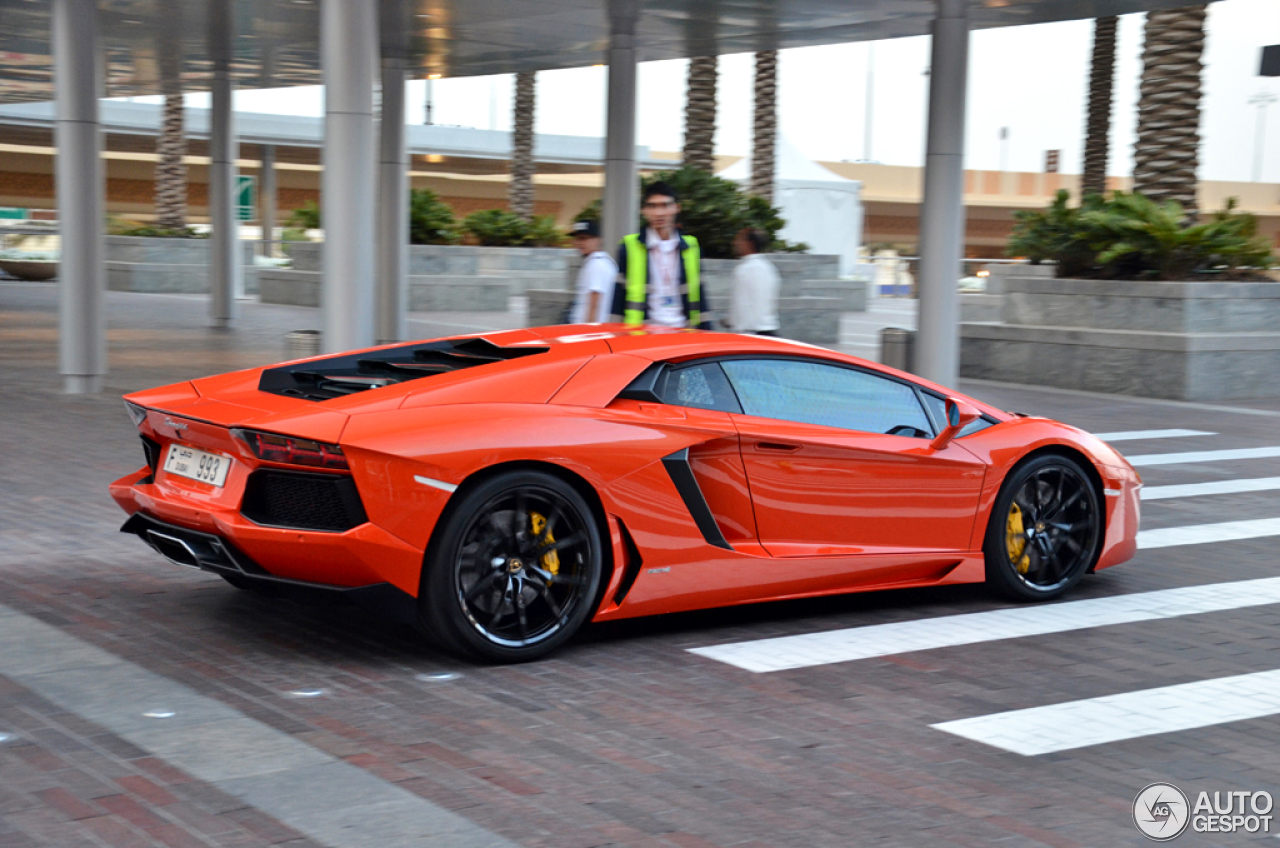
[2,119,1278,256]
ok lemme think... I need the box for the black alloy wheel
[420,470,603,662]
[984,454,1103,601]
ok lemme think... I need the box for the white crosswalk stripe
[687,577,1280,673]
[931,668,1280,755]
[695,426,1280,758]
[1142,476,1280,501]
[1137,517,1280,549]
[1093,428,1216,442]
[1127,446,1280,467]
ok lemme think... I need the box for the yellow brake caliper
[1006,503,1031,574]
[529,512,560,578]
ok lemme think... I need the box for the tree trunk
[1133,5,1207,216]
[683,55,718,173]
[1081,16,1117,198]
[510,71,536,219]
[154,92,187,229]
[751,50,778,201]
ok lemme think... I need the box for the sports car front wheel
[984,454,1103,601]
[419,470,603,662]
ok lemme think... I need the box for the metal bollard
[880,327,916,373]
[284,329,321,361]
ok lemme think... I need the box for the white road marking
[1143,476,1280,501]
[0,604,513,848]
[413,474,457,493]
[1137,517,1280,549]
[1093,429,1216,442]
[688,577,1280,673]
[1127,446,1280,467]
[932,668,1280,756]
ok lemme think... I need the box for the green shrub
[1007,190,1275,280]
[461,209,565,247]
[107,216,204,238]
[524,215,567,248]
[462,209,530,246]
[280,228,310,244]
[1007,190,1102,277]
[574,200,601,225]
[287,201,321,230]
[408,189,459,245]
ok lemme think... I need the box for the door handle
[756,441,800,452]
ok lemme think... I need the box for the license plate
[163,444,231,488]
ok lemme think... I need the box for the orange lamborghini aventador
[111,326,1141,661]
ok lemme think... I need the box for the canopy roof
[0,0,1211,104]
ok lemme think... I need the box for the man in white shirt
[729,227,780,336]
[568,220,617,323]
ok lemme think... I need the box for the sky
[179,0,1280,184]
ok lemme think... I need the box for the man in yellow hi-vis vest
[609,181,712,329]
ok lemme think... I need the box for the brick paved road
[3,282,1280,847]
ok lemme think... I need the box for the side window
[659,363,742,413]
[922,393,996,438]
[720,358,931,436]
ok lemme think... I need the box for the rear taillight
[231,428,349,470]
[125,400,148,427]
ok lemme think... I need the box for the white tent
[719,136,863,276]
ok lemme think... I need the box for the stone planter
[258,269,511,312]
[525,289,842,344]
[106,236,259,295]
[263,246,861,328]
[960,273,1280,401]
[526,289,576,326]
[286,242,573,295]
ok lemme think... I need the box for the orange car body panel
[111,326,1142,622]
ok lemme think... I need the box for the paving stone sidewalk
[3,282,1280,847]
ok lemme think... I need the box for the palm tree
[1133,5,1208,217]
[1081,17,1117,198]
[510,71,536,219]
[683,55,718,172]
[154,92,187,229]
[750,50,778,201]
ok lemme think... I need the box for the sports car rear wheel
[984,454,1102,601]
[420,470,603,662]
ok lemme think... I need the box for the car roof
[512,325,1010,420]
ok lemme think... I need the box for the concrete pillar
[208,0,241,324]
[915,0,969,387]
[602,0,639,253]
[321,0,377,353]
[53,0,105,394]
[376,3,408,345]
[260,143,276,258]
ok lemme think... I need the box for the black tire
[419,470,603,662]
[984,454,1103,602]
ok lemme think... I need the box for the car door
[719,357,988,557]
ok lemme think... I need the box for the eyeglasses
[642,201,676,210]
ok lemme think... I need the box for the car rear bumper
[118,510,419,623]
[110,467,427,596]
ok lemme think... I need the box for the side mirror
[930,397,980,451]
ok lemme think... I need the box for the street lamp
[1248,92,1277,182]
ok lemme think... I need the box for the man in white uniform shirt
[729,227,780,336]
[568,220,617,323]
